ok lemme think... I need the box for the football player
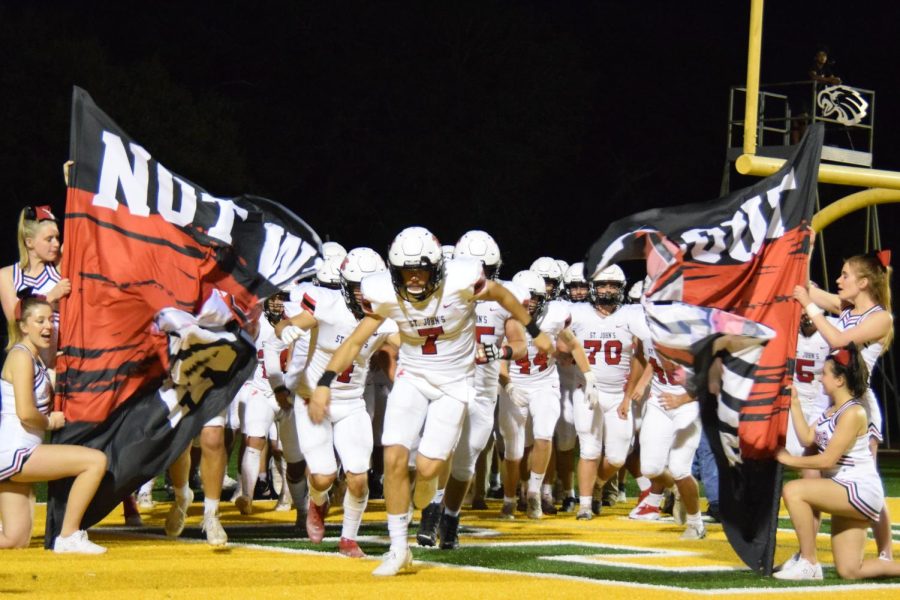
[278,248,400,558]
[416,231,528,550]
[530,257,564,300]
[567,265,644,520]
[499,269,593,520]
[307,227,552,576]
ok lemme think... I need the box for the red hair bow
[831,347,851,367]
[876,249,891,269]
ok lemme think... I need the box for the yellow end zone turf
[5,498,899,599]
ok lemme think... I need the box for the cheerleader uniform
[815,399,884,521]
[0,345,52,481]
[835,306,887,441]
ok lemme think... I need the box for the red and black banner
[46,87,321,544]
[585,124,823,572]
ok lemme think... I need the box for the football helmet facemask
[263,291,289,326]
[530,256,563,299]
[388,226,444,302]
[563,262,590,303]
[512,269,548,319]
[591,264,626,307]
[340,247,387,320]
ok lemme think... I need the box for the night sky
[2,2,899,429]
[3,0,898,273]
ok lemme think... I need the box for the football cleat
[202,514,228,546]
[541,496,558,516]
[526,494,543,520]
[629,502,661,521]
[438,513,460,550]
[470,497,488,510]
[500,501,515,520]
[561,496,577,513]
[338,537,366,558]
[306,499,330,543]
[164,488,194,538]
[576,508,593,521]
[416,502,441,547]
[772,556,822,580]
[372,546,413,577]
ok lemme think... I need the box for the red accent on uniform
[301,293,317,314]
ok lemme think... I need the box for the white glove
[505,382,529,409]
[583,371,600,410]
[280,325,303,345]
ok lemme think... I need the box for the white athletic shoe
[526,494,543,520]
[137,491,155,510]
[275,500,292,512]
[234,494,253,515]
[222,474,238,491]
[617,490,627,504]
[772,556,822,580]
[53,530,107,554]
[202,514,228,547]
[680,521,707,540]
[165,489,194,538]
[774,551,799,572]
[629,501,661,521]
[372,546,413,576]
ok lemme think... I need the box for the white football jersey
[794,328,829,402]
[248,317,284,392]
[362,258,484,386]
[474,280,528,398]
[282,284,337,396]
[568,303,642,394]
[301,287,398,402]
[509,300,571,385]
[555,300,584,390]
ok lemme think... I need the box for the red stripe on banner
[56,188,263,423]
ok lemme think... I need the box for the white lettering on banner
[259,223,318,283]
[201,193,248,245]
[679,169,796,264]
[157,163,197,226]
[94,131,152,216]
[91,130,251,245]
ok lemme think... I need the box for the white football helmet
[512,269,548,317]
[591,264,626,307]
[315,254,344,290]
[387,226,444,301]
[454,230,502,280]
[441,244,456,262]
[555,259,570,279]
[340,247,387,319]
[563,262,590,303]
[530,256,563,299]
[627,279,644,303]
[322,241,347,261]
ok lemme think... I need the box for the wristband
[525,319,541,338]
[317,370,337,388]
[804,303,824,318]
[500,345,513,360]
